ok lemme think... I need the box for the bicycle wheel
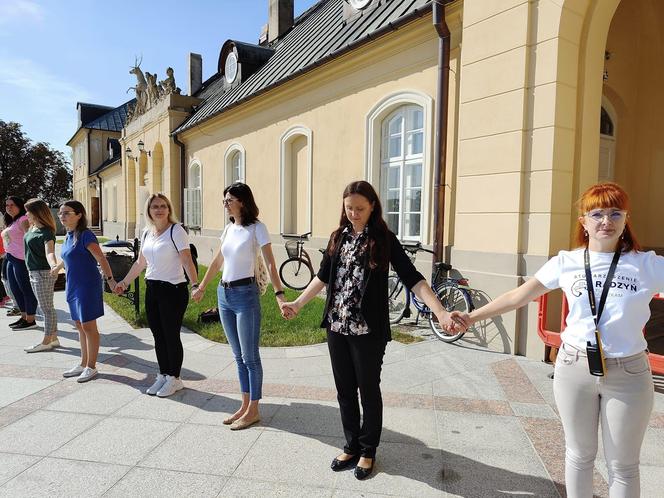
[429,282,472,343]
[279,257,314,290]
[388,274,408,324]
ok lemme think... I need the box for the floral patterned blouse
[327,226,370,335]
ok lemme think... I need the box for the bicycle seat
[434,262,452,272]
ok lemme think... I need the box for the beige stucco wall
[604,0,664,250]
[98,162,124,241]
[122,94,200,238]
[180,14,461,266]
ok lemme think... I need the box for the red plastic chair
[536,293,664,375]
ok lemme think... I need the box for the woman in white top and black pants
[449,182,663,497]
[116,193,198,398]
[193,182,287,430]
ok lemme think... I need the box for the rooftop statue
[159,67,181,96]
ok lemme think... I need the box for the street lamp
[137,140,151,157]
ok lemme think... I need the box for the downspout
[96,173,103,234]
[432,0,450,264]
[172,133,186,221]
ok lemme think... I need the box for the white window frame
[224,143,246,185]
[185,159,202,228]
[365,91,433,243]
[280,125,313,236]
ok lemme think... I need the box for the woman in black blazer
[283,181,455,479]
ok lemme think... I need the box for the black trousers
[145,280,189,377]
[326,329,387,458]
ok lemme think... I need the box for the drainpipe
[96,173,103,234]
[432,0,450,264]
[172,133,186,221]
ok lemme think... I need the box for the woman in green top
[23,199,59,353]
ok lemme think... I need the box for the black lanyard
[583,247,621,332]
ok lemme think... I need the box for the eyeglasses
[585,209,627,223]
[222,198,237,206]
[58,211,76,217]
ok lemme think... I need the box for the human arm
[44,239,57,269]
[450,278,550,330]
[281,276,326,318]
[86,241,117,290]
[179,249,198,286]
[191,246,224,302]
[114,252,147,294]
[261,242,287,308]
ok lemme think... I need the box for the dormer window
[349,0,372,9]
[225,51,238,84]
[218,40,275,91]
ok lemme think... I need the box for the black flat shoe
[330,453,359,471]
[354,458,375,480]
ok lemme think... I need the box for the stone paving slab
[104,468,228,498]
[0,377,57,409]
[1,292,663,497]
[0,457,129,498]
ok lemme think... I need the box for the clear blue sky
[0,0,319,157]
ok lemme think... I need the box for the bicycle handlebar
[281,232,312,240]
[400,241,434,255]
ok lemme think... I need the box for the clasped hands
[440,310,472,333]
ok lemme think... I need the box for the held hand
[113,281,127,295]
[448,311,472,332]
[191,287,205,303]
[49,267,59,279]
[107,278,117,292]
[280,301,300,320]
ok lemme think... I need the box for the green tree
[0,120,72,205]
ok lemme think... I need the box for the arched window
[280,126,313,235]
[380,105,425,240]
[185,160,202,228]
[366,92,432,242]
[224,143,246,186]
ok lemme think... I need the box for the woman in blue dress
[51,200,116,383]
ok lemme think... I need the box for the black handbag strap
[583,247,621,331]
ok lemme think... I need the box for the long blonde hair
[25,198,56,233]
[144,193,178,227]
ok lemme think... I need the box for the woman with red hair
[450,182,663,497]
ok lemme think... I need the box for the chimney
[188,53,202,96]
[268,0,294,43]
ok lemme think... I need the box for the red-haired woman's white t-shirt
[535,249,664,357]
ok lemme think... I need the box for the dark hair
[328,181,390,271]
[3,196,26,227]
[223,182,259,226]
[62,200,88,237]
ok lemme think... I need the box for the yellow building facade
[71,0,663,359]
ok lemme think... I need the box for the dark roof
[176,0,432,134]
[93,156,121,174]
[78,102,115,127]
[84,99,135,132]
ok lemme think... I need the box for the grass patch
[103,264,421,346]
[103,265,327,347]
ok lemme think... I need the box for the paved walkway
[0,292,662,497]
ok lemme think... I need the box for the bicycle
[388,242,474,343]
[280,232,320,290]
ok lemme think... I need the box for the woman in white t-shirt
[115,193,198,398]
[449,182,663,497]
[193,182,287,431]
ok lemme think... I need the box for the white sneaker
[76,367,98,383]
[156,376,184,397]
[24,339,60,353]
[63,364,85,378]
[146,374,167,395]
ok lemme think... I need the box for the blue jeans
[217,282,263,400]
[6,253,37,315]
